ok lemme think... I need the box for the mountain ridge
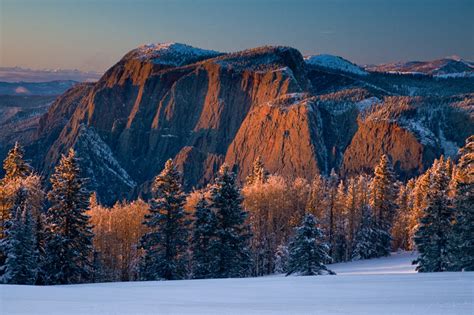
[2,43,472,204]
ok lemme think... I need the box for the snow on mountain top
[304,54,368,76]
[129,42,222,66]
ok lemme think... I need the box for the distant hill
[366,57,474,78]
[0,67,102,83]
[0,80,78,96]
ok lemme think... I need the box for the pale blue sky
[1,0,473,72]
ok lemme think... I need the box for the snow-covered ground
[1,252,472,315]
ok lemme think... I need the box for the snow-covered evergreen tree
[370,154,397,256]
[209,164,251,278]
[2,142,31,182]
[448,136,473,271]
[246,156,268,186]
[43,149,93,284]
[352,205,377,260]
[274,244,289,274]
[191,194,218,279]
[413,157,453,272]
[333,180,348,262]
[286,214,334,276]
[392,184,412,251]
[139,159,190,280]
[325,169,339,259]
[0,187,38,284]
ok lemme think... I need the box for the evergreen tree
[0,188,38,284]
[333,181,348,262]
[392,184,412,251]
[286,214,334,276]
[191,194,218,279]
[43,149,93,284]
[139,159,190,280]
[352,205,377,260]
[345,177,360,259]
[274,244,289,274]
[413,157,453,272]
[2,142,31,182]
[246,156,268,186]
[325,169,339,259]
[209,164,251,278]
[370,154,397,256]
[448,136,474,271]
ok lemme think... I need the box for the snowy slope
[305,54,368,76]
[1,252,473,315]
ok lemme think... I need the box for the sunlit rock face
[21,43,473,203]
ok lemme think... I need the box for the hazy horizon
[1,0,473,72]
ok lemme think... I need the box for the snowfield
[1,252,472,315]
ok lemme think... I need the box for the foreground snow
[1,252,472,315]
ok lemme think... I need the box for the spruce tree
[370,154,397,256]
[209,164,251,278]
[191,194,218,279]
[333,181,348,262]
[274,244,289,274]
[0,188,38,284]
[286,214,334,276]
[352,205,377,260]
[43,149,93,284]
[448,136,473,271]
[139,159,190,280]
[413,157,453,272]
[2,142,31,182]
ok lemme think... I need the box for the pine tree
[413,157,453,272]
[352,205,377,260]
[370,154,397,256]
[191,194,218,279]
[345,177,360,259]
[392,184,412,250]
[246,156,268,186]
[209,164,251,278]
[43,149,93,284]
[139,159,190,280]
[333,181,348,262]
[448,136,473,271]
[286,214,334,276]
[0,187,38,284]
[274,244,289,274]
[2,142,31,182]
[325,169,339,259]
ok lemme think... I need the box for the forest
[0,135,472,284]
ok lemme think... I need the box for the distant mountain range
[0,80,78,96]
[1,43,472,204]
[365,56,474,78]
[0,67,102,83]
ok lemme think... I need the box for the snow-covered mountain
[366,56,474,77]
[124,42,222,66]
[2,43,472,203]
[304,54,368,76]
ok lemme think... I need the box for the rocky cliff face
[23,43,473,204]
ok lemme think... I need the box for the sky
[1,0,473,72]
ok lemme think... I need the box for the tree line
[0,136,472,284]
